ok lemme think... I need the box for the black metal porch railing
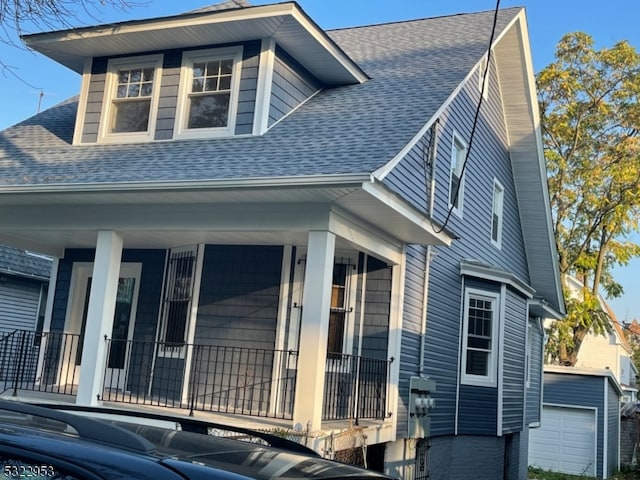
[0,329,81,396]
[323,353,392,422]
[1,329,391,424]
[102,338,299,420]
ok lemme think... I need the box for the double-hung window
[174,46,243,139]
[449,133,466,215]
[100,54,163,142]
[461,289,500,386]
[491,179,504,248]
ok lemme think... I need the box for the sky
[0,0,639,322]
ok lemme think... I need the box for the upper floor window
[100,54,163,143]
[491,179,504,248]
[461,288,500,386]
[449,133,466,216]
[174,46,243,139]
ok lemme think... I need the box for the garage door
[529,405,596,477]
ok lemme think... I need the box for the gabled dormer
[22,1,368,145]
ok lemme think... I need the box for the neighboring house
[567,276,638,402]
[0,245,51,333]
[0,2,565,480]
[529,367,622,479]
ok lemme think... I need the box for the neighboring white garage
[529,405,596,476]
[528,366,622,479]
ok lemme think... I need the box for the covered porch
[0,178,451,439]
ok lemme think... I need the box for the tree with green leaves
[538,32,640,366]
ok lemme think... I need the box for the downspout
[419,120,439,374]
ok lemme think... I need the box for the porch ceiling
[0,182,452,257]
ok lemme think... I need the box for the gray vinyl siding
[396,244,428,437]
[502,287,527,434]
[607,380,620,477]
[526,317,543,425]
[81,57,108,143]
[543,372,607,478]
[81,41,261,142]
[194,245,282,350]
[0,278,41,332]
[386,53,530,439]
[269,46,322,126]
[154,51,181,141]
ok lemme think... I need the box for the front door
[63,263,141,391]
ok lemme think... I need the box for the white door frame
[61,262,141,390]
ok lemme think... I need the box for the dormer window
[99,54,163,143]
[174,46,243,139]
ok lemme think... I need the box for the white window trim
[173,46,244,140]
[98,54,164,144]
[460,288,500,387]
[449,132,466,217]
[491,179,504,249]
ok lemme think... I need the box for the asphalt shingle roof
[0,245,52,280]
[0,7,521,187]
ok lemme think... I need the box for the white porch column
[76,230,123,406]
[293,230,335,431]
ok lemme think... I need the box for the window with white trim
[491,179,504,248]
[100,54,163,143]
[449,134,466,215]
[174,46,243,139]
[461,289,499,386]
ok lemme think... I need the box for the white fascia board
[360,181,454,246]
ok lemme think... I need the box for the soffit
[21,3,366,86]
[0,183,451,255]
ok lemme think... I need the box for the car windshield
[114,422,387,479]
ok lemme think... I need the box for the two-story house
[0,2,565,479]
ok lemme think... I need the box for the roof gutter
[0,173,373,195]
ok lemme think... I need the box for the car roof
[0,400,393,480]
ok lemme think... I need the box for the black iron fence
[0,329,390,423]
[323,353,391,422]
[0,329,80,395]
[102,338,299,419]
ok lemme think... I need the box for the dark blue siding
[526,317,543,425]
[360,256,391,361]
[235,41,260,135]
[458,384,498,434]
[502,288,526,434]
[269,46,321,126]
[195,245,283,349]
